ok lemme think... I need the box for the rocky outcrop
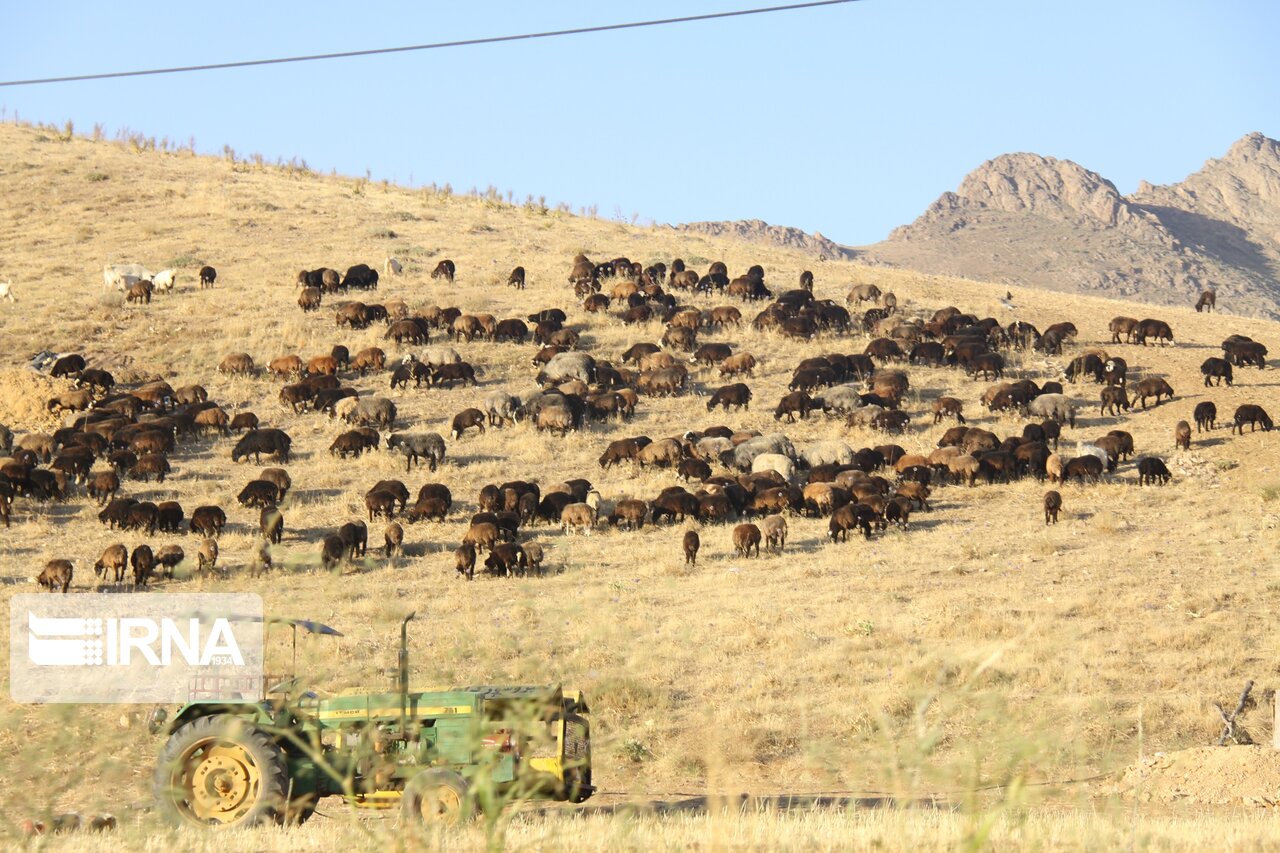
[870,134,1280,317]
[670,219,858,260]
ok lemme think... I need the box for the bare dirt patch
[1104,746,1280,807]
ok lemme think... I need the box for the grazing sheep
[338,521,368,558]
[190,505,227,538]
[238,479,280,508]
[483,392,523,427]
[733,523,762,558]
[1063,455,1104,484]
[384,522,404,558]
[0,281,14,302]
[87,470,120,505]
[196,539,219,572]
[38,559,74,593]
[683,530,700,565]
[560,502,598,534]
[152,269,178,293]
[218,353,256,376]
[1133,378,1174,409]
[156,545,185,578]
[199,266,217,288]
[1136,456,1172,486]
[321,535,348,571]
[260,507,284,544]
[485,543,529,577]
[1043,491,1061,525]
[131,545,155,588]
[524,542,545,575]
[455,543,477,580]
[94,544,128,583]
[761,515,788,553]
[1194,401,1217,432]
[1100,386,1130,416]
[450,408,487,440]
[1028,393,1077,428]
[1175,420,1191,450]
[1201,357,1234,387]
[931,397,965,424]
[1232,404,1273,434]
[387,432,446,471]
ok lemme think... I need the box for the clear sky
[3,1,1276,246]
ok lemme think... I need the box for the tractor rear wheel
[153,714,291,829]
[401,768,472,827]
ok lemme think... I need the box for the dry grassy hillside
[2,122,1280,848]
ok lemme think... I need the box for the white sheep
[0,281,13,302]
[152,269,178,293]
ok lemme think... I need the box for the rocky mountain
[866,133,1280,317]
[669,219,858,261]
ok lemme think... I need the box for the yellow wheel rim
[419,785,464,825]
[173,739,264,825]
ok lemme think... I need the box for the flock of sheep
[3,251,1275,594]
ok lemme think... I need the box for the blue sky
[3,1,1276,245]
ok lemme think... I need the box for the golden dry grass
[2,121,1280,847]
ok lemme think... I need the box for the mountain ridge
[868,133,1280,317]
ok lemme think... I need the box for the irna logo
[27,613,244,667]
[10,593,263,703]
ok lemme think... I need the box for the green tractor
[151,614,592,829]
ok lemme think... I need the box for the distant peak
[951,152,1130,227]
[1224,131,1280,162]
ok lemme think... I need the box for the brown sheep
[683,530,700,565]
[260,507,284,544]
[156,545,185,579]
[462,522,500,553]
[307,355,339,376]
[733,523,762,558]
[719,353,757,378]
[1045,453,1064,484]
[1133,377,1174,409]
[931,397,965,424]
[364,489,398,521]
[895,482,931,511]
[38,559,74,593]
[524,542,545,575]
[761,515,788,553]
[196,538,219,572]
[1175,420,1191,450]
[94,544,129,583]
[268,355,304,379]
[1043,490,1061,524]
[193,407,230,436]
[455,543,477,580]
[608,498,648,530]
[384,522,404,558]
[450,408,487,441]
[1100,386,1130,416]
[87,470,120,505]
[131,545,156,587]
[125,279,154,304]
[947,454,981,487]
[218,352,256,376]
[134,453,171,483]
[560,502,598,534]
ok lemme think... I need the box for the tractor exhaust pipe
[399,612,416,739]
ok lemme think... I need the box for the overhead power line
[0,0,860,88]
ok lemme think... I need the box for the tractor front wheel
[401,768,472,827]
[153,714,291,829]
